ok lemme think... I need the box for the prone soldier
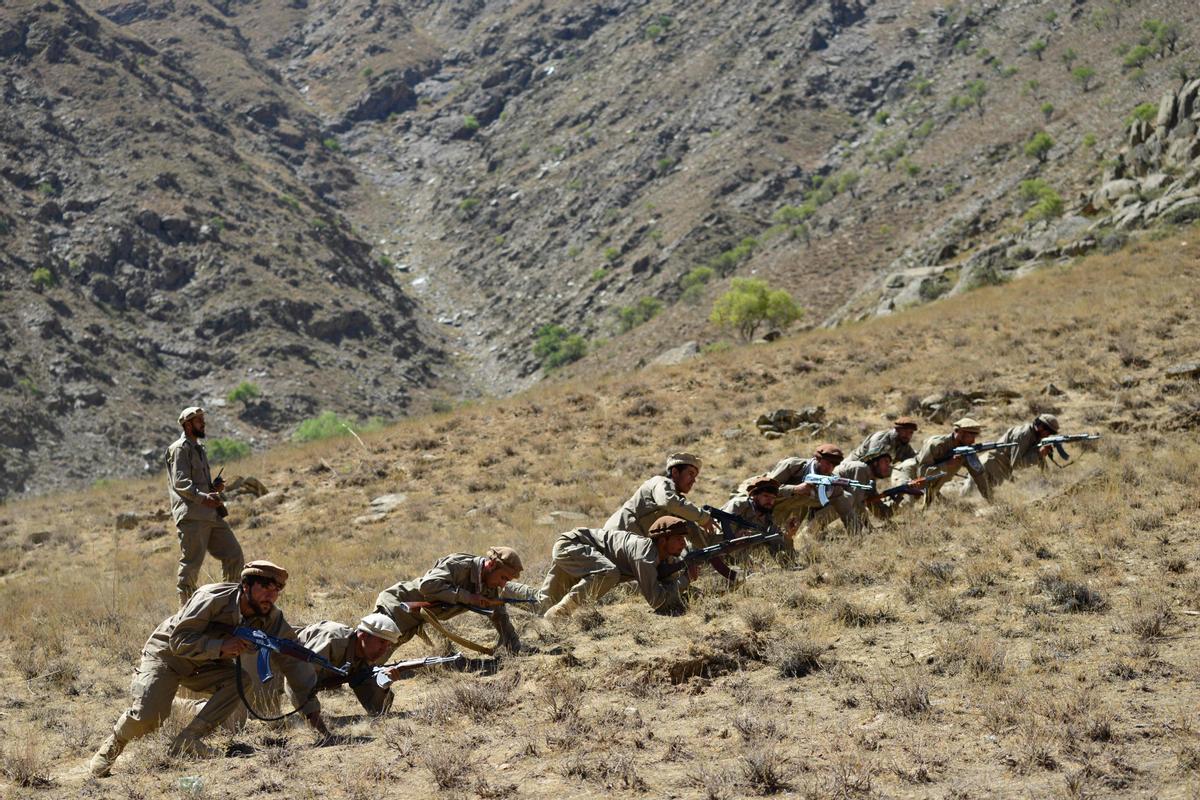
[892,417,992,506]
[285,614,405,716]
[965,414,1060,497]
[89,561,328,777]
[720,475,795,559]
[849,417,919,465]
[807,447,894,535]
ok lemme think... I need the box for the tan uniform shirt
[913,432,990,502]
[558,527,688,609]
[850,429,916,464]
[295,621,383,688]
[166,434,218,523]
[375,553,520,647]
[142,582,319,716]
[603,475,712,536]
[719,495,781,537]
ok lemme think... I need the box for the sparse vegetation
[206,437,252,463]
[292,411,355,443]
[616,297,663,333]
[30,267,55,290]
[321,136,341,151]
[1072,65,1096,92]
[710,278,802,341]
[227,381,261,405]
[533,324,587,369]
[1025,131,1055,163]
[463,115,481,132]
[1019,179,1065,221]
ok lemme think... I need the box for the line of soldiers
[89,408,1079,776]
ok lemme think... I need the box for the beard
[194,427,206,438]
[247,596,272,617]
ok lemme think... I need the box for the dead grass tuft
[868,670,932,718]
[421,743,475,789]
[739,602,777,632]
[416,670,521,724]
[1125,601,1171,641]
[575,608,605,632]
[829,598,896,627]
[0,740,54,788]
[771,635,829,678]
[739,746,792,795]
[1036,574,1106,613]
[537,672,585,722]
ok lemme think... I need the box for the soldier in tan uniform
[720,476,795,559]
[807,447,894,535]
[168,406,243,604]
[764,443,845,524]
[89,561,329,777]
[849,417,919,465]
[604,453,734,579]
[539,516,696,620]
[277,613,405,715]
[966,414,1059,497]
[374,547,533,654]
[892,417,991,507]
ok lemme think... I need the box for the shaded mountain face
[2,0,1196,497]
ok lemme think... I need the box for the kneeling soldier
[374,547,534,655]
[89,561,328,777]
[808,447,894,535]
[539,516,696,620]
[721,476,795,558]
[893,417,991,507]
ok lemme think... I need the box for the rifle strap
[232,655,308,722]
[415,609,495,656]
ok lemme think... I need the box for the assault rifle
[1038,433,1101,466]
[396,598,539,618]
[212,467,229,519]
[933,441,1019,472]
[322,653,466,691]
[865,471,946,505]
[702,504,777,538]
[657,530,782,580]
[227,626,348,684]
[803,473,875,507]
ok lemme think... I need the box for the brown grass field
[2,231,1200,799]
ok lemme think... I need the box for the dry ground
[2,230,1200,798]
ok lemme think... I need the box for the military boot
[542,594,579,623]
[88,734,126,778]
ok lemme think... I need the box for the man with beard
[168,406,243,604]
[764,443,845,526]
[89,561,330,777]
[720,476,795,559]
[849,417,919,465]
[808,447,895,535]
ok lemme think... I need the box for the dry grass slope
[1,234,1199,798]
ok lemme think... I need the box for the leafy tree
[207,438,251,463]
[1025,131,1055,163]
[1028,39,1047,61]
[1072,65,1096,92]
[293,411,354,443]
[227,381,261,405]
[1061,48,1078,71]
[710,278,802,341]
[533,325,587,369]
[1041,102,1055,122]
[1122,44,1153,70]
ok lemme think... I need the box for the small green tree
[710,278,802,341]
[1028,39,1047,60]
[1061,48,1078,71]
[1025,131,1055,163]
[1127,103,1158,126]
[1019,179,1065,221]
[966,79,988,116]
[463,115,480,132]
[603,246,620,263]
[1072,65,1096,92]
[227,381,261,405]
[30,267,55,290]
[293,411,354,443]
[207,438,251,463]
[616,297,663,332]
[533,325,587,369]
[1122,44,1153,70]
[1040,102,1055,122]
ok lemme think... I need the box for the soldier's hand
[219,638,252,658]
[466,594,503,608]
[686,562,701,581]
[383,666,404,683]
[703,518,717,536]
[1038,445,1053,458]
[200,493,223,508]
[212,477,226,492]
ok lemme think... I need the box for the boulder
[1165,362,1200,380]
[1093,179,1140,210]
[1156,90,1179,131]
[756,407,825,435]
[368,493,408,515]
[649,341,699,367]
[536,510,590,526]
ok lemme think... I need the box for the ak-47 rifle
[227,625,349,683]
[212,466,229,518]
[803,473,875,507]
[323,653,466,691]
[657,530,783,580]
[702,504,778,538]
[932,441,1019,472]
[1037,433,1101,466]
[396,598,539,617]
[865,471,947,505]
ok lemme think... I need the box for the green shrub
[281,194,301,211]
[30,267,55,290]
[1127,103,1158,126]
[643,14,673,40]
[589,267,609,281]
[617,297,663,333]
[603,246,620,263]
[656,156,675,172]
[361,67,373,79]
[293,411,357,443]
[1024,131,1054,162]
[36,181,57,197]
[915,120,936,139]
[533,325,587,369]
[1040,102,1055,121]
[874,110,890,125]
[773,205,814,225]
[458,197,480,213]
[1019,179,1064,221]
[710,278,802,341]
[567,245,582,258]
[227,381,261,405]
[902,159,921,177]
[910,77,933,96]
[1122,44,1153,70]
[1082,133,1097,149]
[321,137,341,151]
[207,438,251,463]
[1072,66,1096,92]
[835,171,860,194]
[463,115,480,132]
[709,237,759,275]
[1028,39,1047,60]
[918,274,954,302]
[1061,48,1078,71]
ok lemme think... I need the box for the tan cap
[241,560,288,587]
[648,515,691,539]
[745,475,780,495]
[893,416,919,430]
[1036,413,1059,433]
[486,546,523,574]
[357,612,402,644]
[178,406,205,425]
[665,452,702,471]
[953,417,982,434]
[859,446,891,463]
[814,443,844,464]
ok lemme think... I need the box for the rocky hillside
[3,0,1198,497]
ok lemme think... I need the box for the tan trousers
[177,518,244,600]
[537,538,624,612]
[110,655,247,746]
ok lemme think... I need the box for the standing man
[849,417,919,465]
[605,453,733,580]
[89,561,329,777]
[764,443,845,525]
[967,414,1060,497]
[168,406,243,605]
[539,516,696,620]
[374,547,534,655]
[893,417,991,506]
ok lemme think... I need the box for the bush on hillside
[207,438,251,463]
[533,325,587,369]
[227,381,261,405]
[293,411,354,443]
[617,297,663,333]
[710,278,802,341]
